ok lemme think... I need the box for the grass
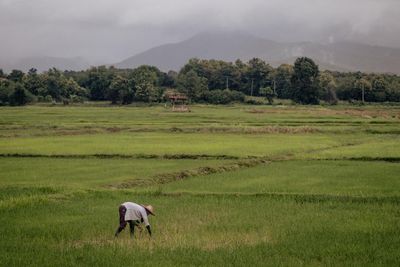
[1,190,399,266]
[0,132,349,157]
[0,105,399,136]
[159,160,400,196]
[160,160,400,196]
[304,136,400,159]
[0,104,399,266]
[0,158,232,188]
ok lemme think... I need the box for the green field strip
[0,158,233,188]
[1,105,400,266]
[155,191,400,204]
[0,153,241,160]
[160,160,400,197]
[0,132,347,157]
[310,157,400,163]
[1,189,399,266]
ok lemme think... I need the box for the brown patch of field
[108,158,270,189]
[246,108,299,114]
[246,107,400,119]
[335,109,400,119]
[105,127,130,133]
[165,126,319,134]
[241,126,318,134]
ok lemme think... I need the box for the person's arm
[140,209,152,237]
[146,225,152,236]
[114,227,123,237]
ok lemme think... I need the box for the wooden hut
[166,93,190,112]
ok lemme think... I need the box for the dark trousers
[115,205,139,237]
[118,205,127,229]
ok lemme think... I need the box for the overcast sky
[1,0,399,63]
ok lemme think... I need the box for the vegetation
[0,104,399,266]
[162,160,400,196]
[1,56,400,106]
[291,57,321,104]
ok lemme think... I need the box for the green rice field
[0,104,399,266]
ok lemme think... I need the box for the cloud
[0,0,399,61]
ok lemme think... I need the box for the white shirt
[122,202,150,226]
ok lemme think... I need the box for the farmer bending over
[115,202,155,238]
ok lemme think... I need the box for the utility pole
[226,77,229,90]
[273,79,276,95]
[362,84,365,104]
[250,79,254,96]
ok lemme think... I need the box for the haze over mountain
[3,56,92,73]
[2,31,400,74]
[116,32,400,74]
[1,0,400,71]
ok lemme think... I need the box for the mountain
[2,56,91,72]
[116,32,400,74]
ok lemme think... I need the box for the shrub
[9,83,36,106]
[202,89,245,104]
[0,79,13,105]
[45,95,53,102]
[245,98,265,105]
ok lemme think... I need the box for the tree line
[1,57,400,106]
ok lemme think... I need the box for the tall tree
[245,58,273,96]
[353,78,371,103]
[177,70,208,101]
[0,79,13,105]
[130,65,159,86]
[84,66,114,100]
[291,57,320,104]
[108,75,133,104]
[134,82,153,102]
[275,64,294,99]
[40,68,86,102]
[387,80,400,102]
[41,68,65,100]
[9,82,33,106]
[23,68,43,95]
[130,65,160,102]
[8,70,25,83]
[319,71,338,105]
[160,70,177,87]
[371,77,387,102]
[64,78,88,99]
